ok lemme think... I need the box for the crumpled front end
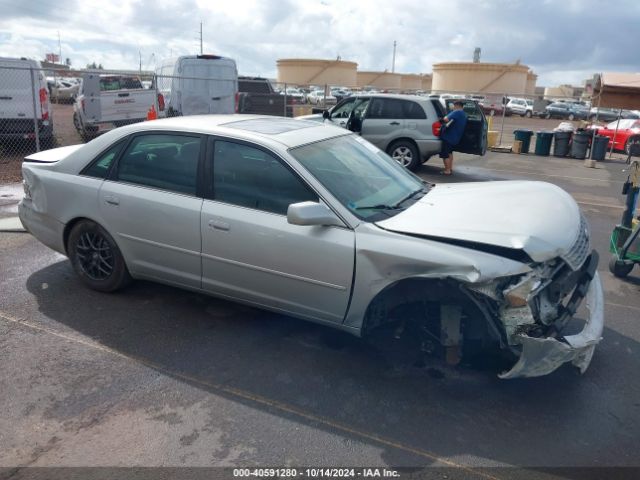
[467,215,604,379]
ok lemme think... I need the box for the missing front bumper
[499,271,604,379]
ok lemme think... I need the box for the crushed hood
[376,181,581,263]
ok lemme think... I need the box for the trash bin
[553,131,572,157]
[513,129,534,154]
[570,130,591,159]
[591,135,609,161]
[534,131,553,156]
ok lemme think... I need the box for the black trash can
[535,131,553,156]
[553,131,572,157]
[591,135,609,161]
[514,129,534,154]
[571,130,591,159]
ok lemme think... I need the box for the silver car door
[200,138,355,324]
[99,133,204,288]
[327,97,357,128]
[360,97,406,150]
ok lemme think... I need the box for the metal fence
[2,64,627,182]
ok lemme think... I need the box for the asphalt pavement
[1,150,639,479]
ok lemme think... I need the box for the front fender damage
[499,272,604,379]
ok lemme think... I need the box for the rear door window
[115,134,202,195]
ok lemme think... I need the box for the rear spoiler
[24,144,84,163]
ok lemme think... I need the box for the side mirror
[322,110,330,119]
[287,202,344,227]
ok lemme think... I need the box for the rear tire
[609,256,634,278]
[388,140,420,171]
[67,220,132,292]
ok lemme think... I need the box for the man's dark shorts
[439,140,454,159]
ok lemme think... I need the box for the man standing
[439,101,468,175]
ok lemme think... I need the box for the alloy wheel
[392,146,413,167]
[75,231,114,281]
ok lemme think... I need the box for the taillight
[432,120,442,137]
[39,88,49,121]
[234,92,239,113]
[157,93,165,112]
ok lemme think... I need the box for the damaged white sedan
[19,115,603,378]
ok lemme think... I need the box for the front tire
[67,220,132,292]
[388,140,420,171]
[568,113,575,121]
[609,256,634,278]
[625,136,640,155]
[525,111,532,118]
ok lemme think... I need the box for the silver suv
[300,94,487,170]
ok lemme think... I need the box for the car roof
[353,93,431,103]
[109,115,351,149]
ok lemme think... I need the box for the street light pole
[392,40,396,73]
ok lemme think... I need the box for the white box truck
[156,55,238,116]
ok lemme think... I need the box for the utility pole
[392,40,396,73]
[139,51,142,73]
[57,31,62,64]
[200,22,203,54]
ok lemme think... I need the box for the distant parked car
[281,88,305,103]
[593,119,640,154]
[299,94,487,171]
[478,99,512,117]
[507,98,534,118]
[543,102,589,121]
[51,80,79,103]
[306,89,336,105]
[589,108,640,122]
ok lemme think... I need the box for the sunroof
[223,118,319,135]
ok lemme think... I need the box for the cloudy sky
[0,0,638,86]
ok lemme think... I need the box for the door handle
[208,220,230,231]
[104,195,119,206]
[389,121,400,125]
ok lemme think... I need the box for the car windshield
[290,135,428,221]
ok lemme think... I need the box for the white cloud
[0,0,638,86]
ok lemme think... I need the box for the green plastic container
[514,129,534,154]
[534,131,553,156]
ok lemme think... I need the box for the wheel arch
[359,275,502,343]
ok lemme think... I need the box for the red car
[594,119,640,154]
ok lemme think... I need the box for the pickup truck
[73,74,159,140]
[236,76,286,116]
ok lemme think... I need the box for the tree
[65,58,71,66]
[86,61,104,70]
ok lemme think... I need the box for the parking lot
[0,102,627,184]
[1,145,639,478]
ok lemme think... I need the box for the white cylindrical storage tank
[400,74,422,91]
[432,62,531,95]
[277,59,357,87]
[526,71,538,96]
[421,74,433,92]
[356,71,402,90]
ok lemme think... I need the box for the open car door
[445,99,487,155]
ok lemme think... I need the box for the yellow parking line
[0,312,500,480]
